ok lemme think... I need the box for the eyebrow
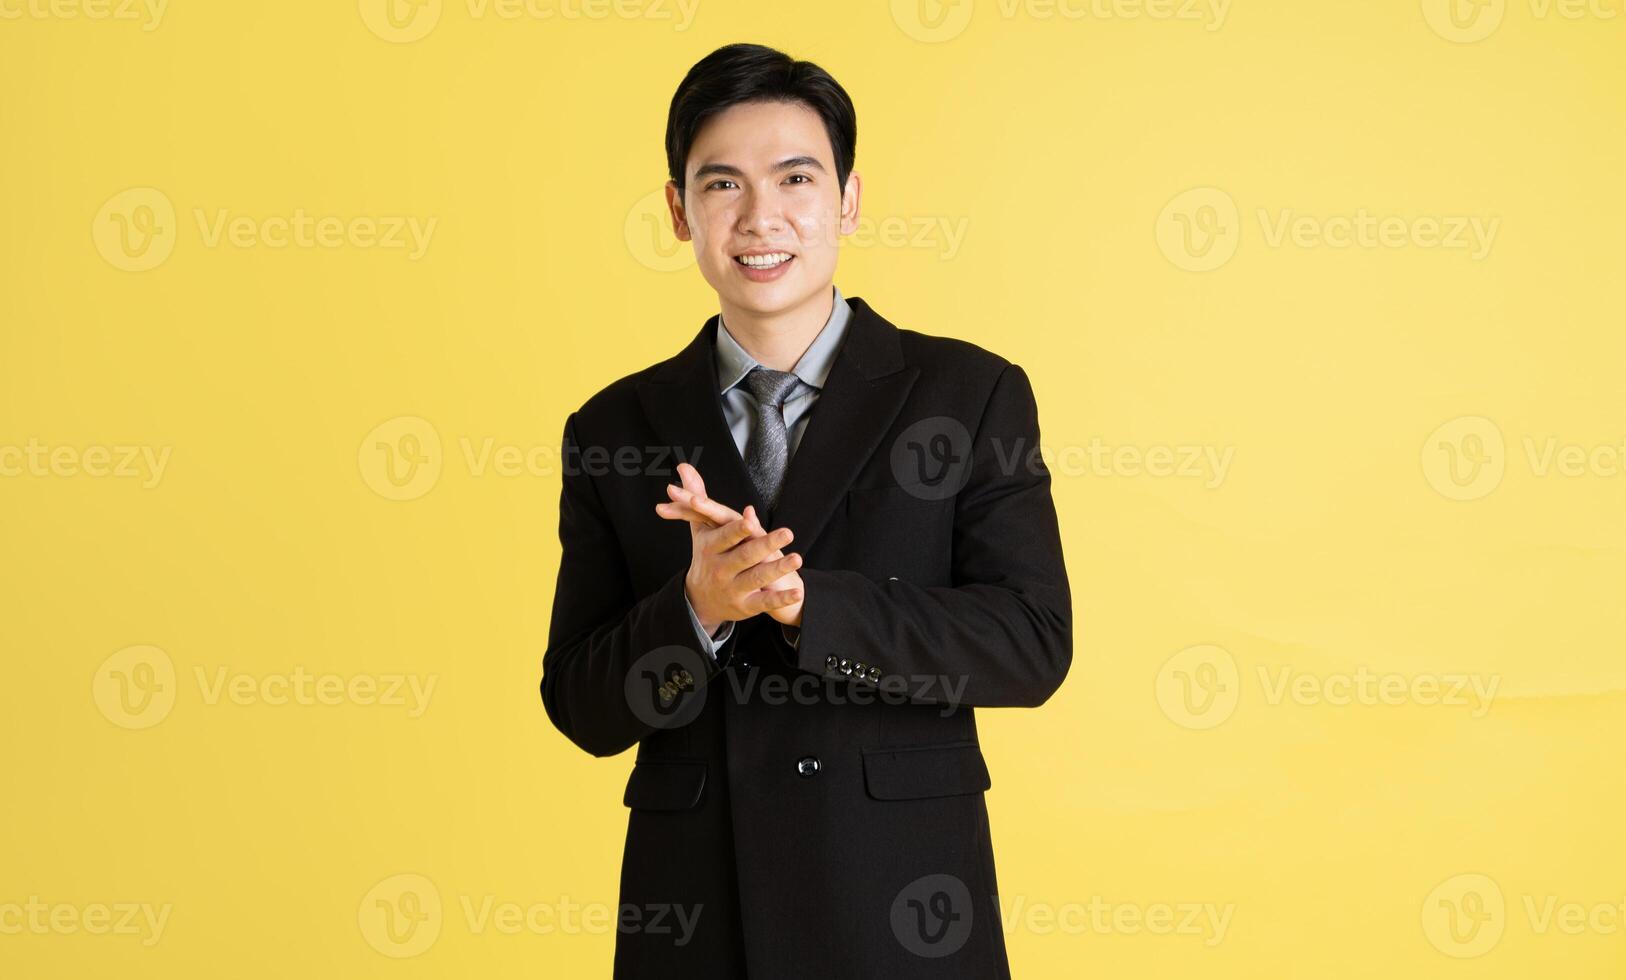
[692,156,828,182]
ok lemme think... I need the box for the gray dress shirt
[682,284,854,659]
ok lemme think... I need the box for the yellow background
[3,0,1624,975]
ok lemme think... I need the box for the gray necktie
[741,367,801,511]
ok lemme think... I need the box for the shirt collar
[715,285,852,395]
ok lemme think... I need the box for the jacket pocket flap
[622,761,707,811]
[862,741,991,801]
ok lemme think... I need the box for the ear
[838,170,862,237]
[665,180,693,242]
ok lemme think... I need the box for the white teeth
[737,252,792,268]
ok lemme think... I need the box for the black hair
[665,43,857,201]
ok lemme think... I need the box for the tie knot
[742,367,801,408]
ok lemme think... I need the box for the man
[541,43,1072,979]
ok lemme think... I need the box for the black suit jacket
[541,296,1072,979]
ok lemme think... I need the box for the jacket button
[825,654,838,671]
[887,576,899,581]
[838,659,853,675]
[796,756,821,777]
[867,665,882,682]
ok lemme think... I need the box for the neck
[719,286,834,372]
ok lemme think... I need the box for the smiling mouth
[734,252,795,269]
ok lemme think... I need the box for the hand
[655,463,805,630]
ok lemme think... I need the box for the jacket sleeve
[791,362,1073,709]
[539,411,731,757]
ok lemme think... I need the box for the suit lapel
[636,314,762,521]
[637,296,919,556]
[771,297,918,554]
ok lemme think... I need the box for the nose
[735,187,787,238]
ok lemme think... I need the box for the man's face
[668,100,859,319]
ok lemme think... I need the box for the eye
[706,179,738,191]
[785,174,812,185]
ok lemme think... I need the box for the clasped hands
[655,462,805,634]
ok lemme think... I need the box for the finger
[745,586,803,614]
[655,500,717,526]
[702,515,758,556]
[721,526,794,573]
[677,462,707,501]
[735,552,802,591]
[667,483,740,527]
